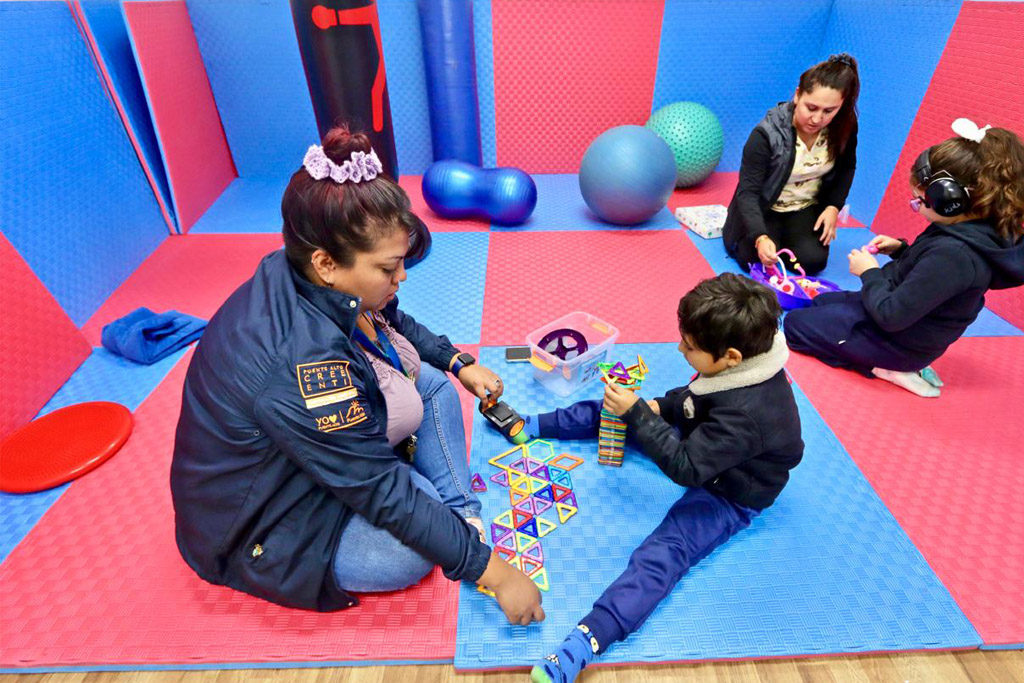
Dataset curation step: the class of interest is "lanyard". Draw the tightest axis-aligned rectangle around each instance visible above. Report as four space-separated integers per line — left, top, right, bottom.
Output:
352 318 406 377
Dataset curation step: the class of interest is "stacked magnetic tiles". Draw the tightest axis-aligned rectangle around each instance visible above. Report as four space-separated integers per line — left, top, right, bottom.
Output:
597 356 649 466
478 439 585 593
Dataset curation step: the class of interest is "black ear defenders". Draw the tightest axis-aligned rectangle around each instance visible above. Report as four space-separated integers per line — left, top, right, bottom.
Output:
912 148 971 217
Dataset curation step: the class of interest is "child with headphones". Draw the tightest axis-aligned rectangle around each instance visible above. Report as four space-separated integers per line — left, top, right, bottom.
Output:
785 119 1024 397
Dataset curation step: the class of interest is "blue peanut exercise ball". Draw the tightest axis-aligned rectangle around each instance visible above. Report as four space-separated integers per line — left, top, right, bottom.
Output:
645 102 724 188
422 160 537 225
578 125 676 226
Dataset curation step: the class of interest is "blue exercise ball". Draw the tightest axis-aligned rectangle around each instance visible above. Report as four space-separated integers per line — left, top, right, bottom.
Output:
578 125 676 225
422 160 537 225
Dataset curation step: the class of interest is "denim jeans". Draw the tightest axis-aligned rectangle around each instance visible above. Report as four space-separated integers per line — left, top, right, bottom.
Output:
333 363 481 592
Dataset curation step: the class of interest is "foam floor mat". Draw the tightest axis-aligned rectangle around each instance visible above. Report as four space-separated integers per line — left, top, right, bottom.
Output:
0 353 461 672
188 177 290 234
686 229 1022 338
455 344 978 670
480 230 715 346
785 336 1024 648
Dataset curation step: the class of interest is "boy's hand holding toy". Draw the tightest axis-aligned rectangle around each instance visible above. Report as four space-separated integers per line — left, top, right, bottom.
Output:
603 380 640 417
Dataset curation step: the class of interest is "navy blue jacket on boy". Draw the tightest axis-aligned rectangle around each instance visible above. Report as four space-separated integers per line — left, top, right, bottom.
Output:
170 250 490 611
860 220 1024 361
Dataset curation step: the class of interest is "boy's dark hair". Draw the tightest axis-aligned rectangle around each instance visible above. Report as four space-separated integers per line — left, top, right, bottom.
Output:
677 273 782 360
281 124 429 274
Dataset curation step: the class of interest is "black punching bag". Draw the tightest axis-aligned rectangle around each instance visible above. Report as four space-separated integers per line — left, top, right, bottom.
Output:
289 0 400 180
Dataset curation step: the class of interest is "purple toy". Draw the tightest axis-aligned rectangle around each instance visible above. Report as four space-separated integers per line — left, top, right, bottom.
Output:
537 328 589 361
749 249 841 310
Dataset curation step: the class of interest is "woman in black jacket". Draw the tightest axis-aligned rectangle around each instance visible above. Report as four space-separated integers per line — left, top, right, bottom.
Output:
723 54 860 274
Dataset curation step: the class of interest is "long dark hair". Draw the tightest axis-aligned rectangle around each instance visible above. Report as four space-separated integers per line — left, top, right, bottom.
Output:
928 128 1024 240
281 125 429 275
798 53 860 160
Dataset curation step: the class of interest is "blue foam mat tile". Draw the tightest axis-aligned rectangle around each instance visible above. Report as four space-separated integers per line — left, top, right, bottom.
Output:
0 347 188 565
652 0 831 172
686 229 1022 338
189 177 290 234
473 0 497 168
392 232 488 346
494 174 681 232
186 0 318 178
79 0 175 226
818 0 962 225
455 343 979 668
0 2 168 325
378 0 434 176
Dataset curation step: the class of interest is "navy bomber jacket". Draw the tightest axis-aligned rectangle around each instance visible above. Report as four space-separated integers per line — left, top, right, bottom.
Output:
170 250 490 611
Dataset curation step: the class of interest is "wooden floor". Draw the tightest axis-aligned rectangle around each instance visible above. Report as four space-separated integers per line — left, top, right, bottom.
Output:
6 650 1023 683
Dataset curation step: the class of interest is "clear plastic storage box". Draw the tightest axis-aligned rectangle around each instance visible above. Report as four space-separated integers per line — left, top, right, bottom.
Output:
526 311 620 396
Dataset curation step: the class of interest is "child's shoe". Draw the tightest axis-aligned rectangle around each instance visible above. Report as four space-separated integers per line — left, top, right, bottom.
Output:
531 624 600 683
871 368 941 397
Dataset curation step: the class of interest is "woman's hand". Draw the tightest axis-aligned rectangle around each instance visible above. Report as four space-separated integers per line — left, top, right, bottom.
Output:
458 364 503 402
815 206 839 246
478 551 545 626
868 234 903 255
755 235 779 267
848 248 880 277
603 381 639 417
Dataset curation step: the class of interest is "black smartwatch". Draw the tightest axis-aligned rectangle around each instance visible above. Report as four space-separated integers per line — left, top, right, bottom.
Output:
450 352 476 377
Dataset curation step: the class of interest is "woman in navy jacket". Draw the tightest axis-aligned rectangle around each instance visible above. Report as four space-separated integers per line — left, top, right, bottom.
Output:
170 126 544 624
723 54 860 275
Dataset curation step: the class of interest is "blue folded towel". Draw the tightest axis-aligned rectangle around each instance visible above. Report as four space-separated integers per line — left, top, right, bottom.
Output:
101 307 207 364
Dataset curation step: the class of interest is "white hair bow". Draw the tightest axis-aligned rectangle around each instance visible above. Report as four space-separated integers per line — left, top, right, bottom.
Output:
951 118 991 143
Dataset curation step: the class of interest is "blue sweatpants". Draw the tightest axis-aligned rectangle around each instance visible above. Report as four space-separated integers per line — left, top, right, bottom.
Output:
535 401 759 651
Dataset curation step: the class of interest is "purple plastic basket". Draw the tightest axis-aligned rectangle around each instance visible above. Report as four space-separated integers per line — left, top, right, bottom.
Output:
748 262 842 310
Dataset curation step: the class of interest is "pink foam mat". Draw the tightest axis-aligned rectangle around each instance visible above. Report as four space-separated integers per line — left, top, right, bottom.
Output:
0 352 461 669
491 0 664 172
786 336 1024 647
0 234 91 440
81 234 282 346
399 176 489 232
123 0 236 232
479 230 715 346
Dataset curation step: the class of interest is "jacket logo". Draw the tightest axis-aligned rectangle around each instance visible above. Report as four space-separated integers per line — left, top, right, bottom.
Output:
316 400 368 432
683 396 695 419
297 360 357 409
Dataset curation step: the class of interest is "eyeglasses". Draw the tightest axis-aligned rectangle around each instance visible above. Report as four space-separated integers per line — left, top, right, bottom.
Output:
909 194 931 213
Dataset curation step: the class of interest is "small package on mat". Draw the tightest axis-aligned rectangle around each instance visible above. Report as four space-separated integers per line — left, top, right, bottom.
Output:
674 204 727 239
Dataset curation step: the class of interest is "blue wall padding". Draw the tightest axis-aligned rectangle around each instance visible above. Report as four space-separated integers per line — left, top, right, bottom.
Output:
472 0 497 167
816 0 963 225
652 0 832 172
377 0 435 175
186 0 318 178
417 0 482 164
79 0 175 227
0 2 167 326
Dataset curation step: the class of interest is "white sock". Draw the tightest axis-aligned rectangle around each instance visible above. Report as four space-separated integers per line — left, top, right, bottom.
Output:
871 368 941 397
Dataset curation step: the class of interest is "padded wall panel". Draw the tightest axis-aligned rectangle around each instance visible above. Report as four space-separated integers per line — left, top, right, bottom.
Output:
123 0 237 232
491 0 665 172
186 0 318 178
0 234 91 440
818 0 962 225
652 0 831 172
473 0 498 168
0 1 168 325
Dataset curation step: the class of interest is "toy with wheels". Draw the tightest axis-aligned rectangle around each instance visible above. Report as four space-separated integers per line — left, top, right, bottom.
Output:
646 102 724 188
749 249 841 309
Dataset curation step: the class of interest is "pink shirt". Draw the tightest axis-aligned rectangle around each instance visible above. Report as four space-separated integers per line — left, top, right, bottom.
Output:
360 314 424 447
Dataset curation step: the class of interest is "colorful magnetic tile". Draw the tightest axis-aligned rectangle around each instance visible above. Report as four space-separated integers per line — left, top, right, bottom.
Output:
521 556 543 577
524 457 547 474
556 502 578 524
489 470 510 487
495 546 516 562
515 532 538 553
477 584 495 597
506 555 523 571
493 510 515 529
509 457 530 474
551 483 572 502
510 488 531 506
530 566 550 591
509 471 529 491
522 542 544 564
526 439 556 462
549 453 584 471
491 524 513 544
549 468 572 488
470 473 487 492
518 517 540 538
529 476 550 493
532 497 554 515
488 444 526 471
535 516 557 538
496 532 517 552
534 486 554 502
513 497 536 515
531 465 551 481
512 509 533 528
560 491 578 509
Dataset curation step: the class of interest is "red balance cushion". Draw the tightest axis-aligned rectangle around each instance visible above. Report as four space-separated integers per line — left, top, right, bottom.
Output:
0 402 133 493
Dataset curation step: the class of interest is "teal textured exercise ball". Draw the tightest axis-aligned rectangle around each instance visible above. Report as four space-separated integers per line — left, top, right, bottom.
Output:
646 102 724 188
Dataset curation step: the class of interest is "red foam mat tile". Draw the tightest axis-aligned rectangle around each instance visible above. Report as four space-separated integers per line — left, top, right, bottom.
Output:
786 337 1024 646
0 234 91 440
80 234 282 346
491 0 665 173
872 2 1024 245
399 176 489 233
123 1 236 232
480 230 715 346
0 352 460 669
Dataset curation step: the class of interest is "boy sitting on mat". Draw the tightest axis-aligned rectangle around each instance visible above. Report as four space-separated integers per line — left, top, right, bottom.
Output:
529 274 804 683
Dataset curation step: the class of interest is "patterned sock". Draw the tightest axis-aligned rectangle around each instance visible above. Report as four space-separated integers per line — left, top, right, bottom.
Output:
872 368 941 398
531 624 600 683
919 366 944 388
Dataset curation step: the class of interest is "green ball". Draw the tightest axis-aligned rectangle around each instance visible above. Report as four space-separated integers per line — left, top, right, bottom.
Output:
646 102 724 188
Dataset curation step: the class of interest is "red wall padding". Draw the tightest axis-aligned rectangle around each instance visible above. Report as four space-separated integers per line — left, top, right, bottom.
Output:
0 234 91 440
123 1 236 233
871 1 1024 329
491 0 665 173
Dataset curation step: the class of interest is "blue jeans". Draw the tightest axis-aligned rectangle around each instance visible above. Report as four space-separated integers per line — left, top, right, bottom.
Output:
333 363 481 592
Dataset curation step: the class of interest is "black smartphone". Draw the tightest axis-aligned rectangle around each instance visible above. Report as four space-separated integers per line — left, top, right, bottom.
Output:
505 346 532 363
